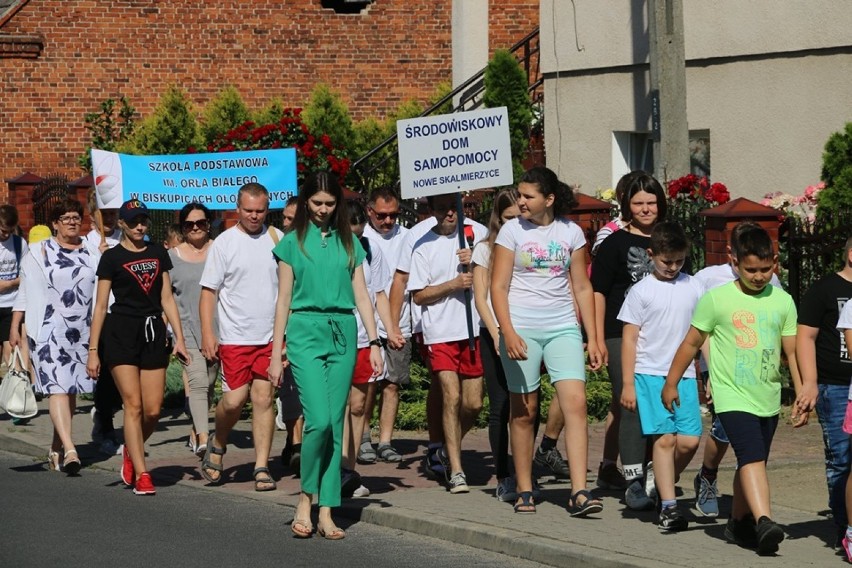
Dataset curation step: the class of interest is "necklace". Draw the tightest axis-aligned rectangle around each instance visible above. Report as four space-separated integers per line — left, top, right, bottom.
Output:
184 240 209 254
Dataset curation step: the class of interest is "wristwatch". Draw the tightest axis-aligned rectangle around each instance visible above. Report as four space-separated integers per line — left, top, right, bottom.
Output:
368 338 382 347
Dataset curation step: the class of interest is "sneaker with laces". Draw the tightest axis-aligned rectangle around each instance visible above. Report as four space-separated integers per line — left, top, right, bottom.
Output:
724 515 758 548
100 437 121 457
693 473 719 517
449 471 469 494
533 446 570 479
624 479 654 510
756 517 785 555
495 477 518 502
842 536 852 563
352 484 371 498
121 445 134 487
133 472 156 495
422 446 447 480
596 462 628 490
658 506 689 532
435 446 451 482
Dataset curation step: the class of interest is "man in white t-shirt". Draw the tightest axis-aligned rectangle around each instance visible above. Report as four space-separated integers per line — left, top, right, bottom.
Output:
199 183 284 491
0 205 27 367
359 187 410 463
409 192 487 494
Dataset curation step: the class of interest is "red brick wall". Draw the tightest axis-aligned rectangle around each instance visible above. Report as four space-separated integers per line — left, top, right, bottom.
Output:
0 0 538 197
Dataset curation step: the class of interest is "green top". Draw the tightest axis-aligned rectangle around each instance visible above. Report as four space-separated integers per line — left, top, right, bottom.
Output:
691 281 797 417
273 222 366 313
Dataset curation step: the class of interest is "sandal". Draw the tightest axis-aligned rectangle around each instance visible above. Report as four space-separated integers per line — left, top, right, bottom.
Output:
200 443 226 484
357 441 377 464
514 491 537 514
62 449 81 475
317 524 346 540
291 518 313 539
253 467 277 492
377 444 402 463
47 450 62 472
568 489 603 518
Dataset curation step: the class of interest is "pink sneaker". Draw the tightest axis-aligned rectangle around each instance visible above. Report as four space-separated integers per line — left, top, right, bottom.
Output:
121 445 135 487
842 536 852 563
133 472 156 496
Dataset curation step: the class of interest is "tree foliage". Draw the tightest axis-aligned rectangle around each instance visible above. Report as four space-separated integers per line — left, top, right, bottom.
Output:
483 49 533 181
817 122 852 218
302 84 354 157
126 85 202 155
200 85 251 145
78 97 136 172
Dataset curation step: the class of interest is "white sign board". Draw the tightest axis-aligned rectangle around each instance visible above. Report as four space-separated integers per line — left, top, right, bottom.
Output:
397 107 513 199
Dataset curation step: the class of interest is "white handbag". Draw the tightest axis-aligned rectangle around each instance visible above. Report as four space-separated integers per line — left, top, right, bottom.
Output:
0 346 37 419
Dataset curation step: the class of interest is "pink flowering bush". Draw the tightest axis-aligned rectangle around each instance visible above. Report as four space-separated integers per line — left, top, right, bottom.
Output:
761 182 824 223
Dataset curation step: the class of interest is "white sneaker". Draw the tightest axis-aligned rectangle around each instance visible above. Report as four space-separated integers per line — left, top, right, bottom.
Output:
275 399 285 431
352 484 371 498
449 471 470 494
644 461 657 502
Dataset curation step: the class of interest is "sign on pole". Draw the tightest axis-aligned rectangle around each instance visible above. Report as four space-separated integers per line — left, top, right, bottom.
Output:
91 148 298 210
397 107 513 199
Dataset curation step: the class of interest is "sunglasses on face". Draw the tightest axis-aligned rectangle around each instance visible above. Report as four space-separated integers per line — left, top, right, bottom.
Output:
370 209 399 221
125 216 150 229
182 219 210 232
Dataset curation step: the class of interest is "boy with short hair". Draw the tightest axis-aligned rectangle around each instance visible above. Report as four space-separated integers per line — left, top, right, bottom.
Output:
619 222 704 531
663 224 816 555
0 205 27 366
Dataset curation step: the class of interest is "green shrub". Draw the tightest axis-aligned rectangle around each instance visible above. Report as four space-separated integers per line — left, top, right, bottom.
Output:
817 122 852 220
483 49 533 182
78 97 136 172
303 84 354 156
126 85 202 155
164 359 185 409
200 85 251 145
254 97 287 126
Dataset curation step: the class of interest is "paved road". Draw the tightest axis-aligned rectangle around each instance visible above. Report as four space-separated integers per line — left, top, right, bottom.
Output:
0 451 549 568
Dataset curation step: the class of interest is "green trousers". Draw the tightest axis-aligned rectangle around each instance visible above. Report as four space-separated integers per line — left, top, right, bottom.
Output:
286 311 357 507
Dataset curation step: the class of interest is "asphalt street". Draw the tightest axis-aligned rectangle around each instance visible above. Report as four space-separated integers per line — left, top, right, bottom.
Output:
0 450 548 568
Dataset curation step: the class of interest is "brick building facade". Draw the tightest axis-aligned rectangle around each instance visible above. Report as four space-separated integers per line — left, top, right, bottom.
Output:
0 0 538 196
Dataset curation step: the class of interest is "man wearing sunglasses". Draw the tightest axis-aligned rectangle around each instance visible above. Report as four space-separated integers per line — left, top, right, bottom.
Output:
358 188 409 464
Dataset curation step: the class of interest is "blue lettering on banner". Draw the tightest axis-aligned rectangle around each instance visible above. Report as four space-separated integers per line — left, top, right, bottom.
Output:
404 114 503 139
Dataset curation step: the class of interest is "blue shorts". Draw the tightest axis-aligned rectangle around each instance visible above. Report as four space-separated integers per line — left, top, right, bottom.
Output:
635 374 702 437
500 326 586 394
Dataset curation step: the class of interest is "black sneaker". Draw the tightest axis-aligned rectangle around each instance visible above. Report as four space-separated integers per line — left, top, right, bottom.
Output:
341 469 361 499
724 515 758 548
435 446 451 483
756 517 785 555
658 506 688 532
533 446 570 479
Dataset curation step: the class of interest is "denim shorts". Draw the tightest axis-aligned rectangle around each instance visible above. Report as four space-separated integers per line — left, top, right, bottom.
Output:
500 325 585 394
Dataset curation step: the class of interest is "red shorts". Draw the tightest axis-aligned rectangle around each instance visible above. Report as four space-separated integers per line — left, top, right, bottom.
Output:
352 347 373 385
427 338 483 377
220 343 273 391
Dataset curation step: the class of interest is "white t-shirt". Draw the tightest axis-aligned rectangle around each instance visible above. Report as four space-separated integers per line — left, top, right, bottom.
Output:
84 227 121 309
694 262 783 372
408 223 487 344
364 222 411 336
494 217 586 330
356 236 391 348
836 301 852 400
471 241 497 327
200 225 283 345
617 272 705 378
0 235 28 308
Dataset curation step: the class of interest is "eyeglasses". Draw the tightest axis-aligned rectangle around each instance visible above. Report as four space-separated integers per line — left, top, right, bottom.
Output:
369 209 400 221
58 215 82 224
182 219 210 232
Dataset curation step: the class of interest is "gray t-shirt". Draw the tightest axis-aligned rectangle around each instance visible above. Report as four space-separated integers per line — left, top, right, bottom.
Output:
168 248 215 349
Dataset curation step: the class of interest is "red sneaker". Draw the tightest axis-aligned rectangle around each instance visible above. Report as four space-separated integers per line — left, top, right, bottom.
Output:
121 445 134 487
133 472 156 495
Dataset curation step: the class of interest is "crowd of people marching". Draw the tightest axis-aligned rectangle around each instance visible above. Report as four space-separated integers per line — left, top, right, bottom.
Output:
3 165 852 557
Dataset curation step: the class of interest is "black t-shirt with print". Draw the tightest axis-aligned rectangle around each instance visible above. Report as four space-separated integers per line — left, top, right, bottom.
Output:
96 243 173 317
798 272 852 386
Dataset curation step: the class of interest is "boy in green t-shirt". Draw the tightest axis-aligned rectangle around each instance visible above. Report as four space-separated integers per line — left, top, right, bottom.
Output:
663 225 816 556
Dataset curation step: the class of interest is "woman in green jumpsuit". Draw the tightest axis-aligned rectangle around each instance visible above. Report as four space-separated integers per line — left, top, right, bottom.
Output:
269 172 383 540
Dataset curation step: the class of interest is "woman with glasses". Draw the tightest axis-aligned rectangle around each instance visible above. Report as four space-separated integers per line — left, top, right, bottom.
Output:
268 173 383 540
169 203 219 456
87 199 189 495
10 199 96 474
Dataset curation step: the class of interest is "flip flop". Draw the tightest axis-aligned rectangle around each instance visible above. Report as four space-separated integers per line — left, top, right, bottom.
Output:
200 443 226 484
291 518 313 538
253 467 277 492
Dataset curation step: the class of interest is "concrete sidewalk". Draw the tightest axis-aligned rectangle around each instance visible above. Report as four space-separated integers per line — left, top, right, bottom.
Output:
0 401 841 567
